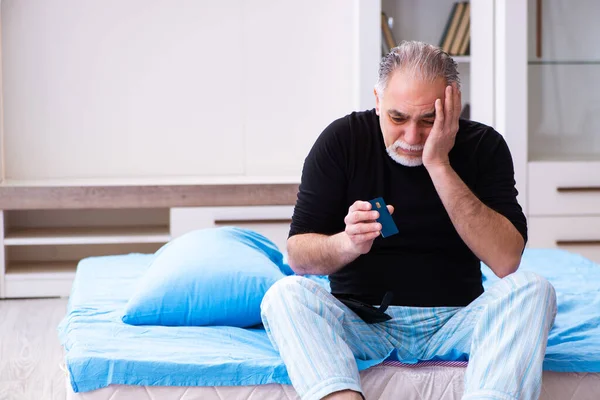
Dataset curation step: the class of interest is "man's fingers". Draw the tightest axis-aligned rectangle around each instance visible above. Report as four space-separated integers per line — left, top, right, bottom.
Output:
349 231 380 243
345 210 379 225
349 200 372 213
444 85 454 130
346 221 381 236
433 98 444 131
455 84 462 119
387 205 394 215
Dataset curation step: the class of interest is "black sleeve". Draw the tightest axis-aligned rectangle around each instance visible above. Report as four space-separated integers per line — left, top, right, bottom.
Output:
289 119 349 237
475 131 528 245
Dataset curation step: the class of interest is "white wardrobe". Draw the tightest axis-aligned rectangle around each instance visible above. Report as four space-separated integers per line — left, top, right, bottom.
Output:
1 1 596 299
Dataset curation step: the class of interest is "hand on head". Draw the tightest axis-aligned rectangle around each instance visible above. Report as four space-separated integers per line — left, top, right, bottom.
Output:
422 83 461 169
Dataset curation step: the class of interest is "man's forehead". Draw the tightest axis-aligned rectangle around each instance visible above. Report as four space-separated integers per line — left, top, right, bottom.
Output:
388 108 435 117
383 96 437 114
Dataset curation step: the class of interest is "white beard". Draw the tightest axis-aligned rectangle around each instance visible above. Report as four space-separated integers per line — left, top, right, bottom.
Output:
386 140 424 167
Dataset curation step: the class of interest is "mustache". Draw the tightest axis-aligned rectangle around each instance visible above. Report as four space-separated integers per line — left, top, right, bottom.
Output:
390 140 424 151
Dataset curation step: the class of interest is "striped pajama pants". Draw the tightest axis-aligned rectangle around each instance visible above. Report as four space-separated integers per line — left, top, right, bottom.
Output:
260 271 557 400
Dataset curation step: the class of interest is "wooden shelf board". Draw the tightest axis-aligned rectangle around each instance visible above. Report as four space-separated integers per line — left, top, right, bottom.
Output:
0 183 300 210
529 153 600 163
0 176 301 187
528 60 600 65
5 261 77 280
4 226 171 246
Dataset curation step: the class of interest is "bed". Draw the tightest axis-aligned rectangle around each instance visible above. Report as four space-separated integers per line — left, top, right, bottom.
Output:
58 249 600 399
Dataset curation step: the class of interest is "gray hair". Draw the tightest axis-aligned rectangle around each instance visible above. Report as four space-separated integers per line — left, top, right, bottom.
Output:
375 41 460 98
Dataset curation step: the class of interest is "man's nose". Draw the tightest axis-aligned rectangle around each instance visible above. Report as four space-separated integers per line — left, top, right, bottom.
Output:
403 122 421 145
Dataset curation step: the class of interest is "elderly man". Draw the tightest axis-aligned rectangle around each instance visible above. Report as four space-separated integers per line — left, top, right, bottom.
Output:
261 41 556 400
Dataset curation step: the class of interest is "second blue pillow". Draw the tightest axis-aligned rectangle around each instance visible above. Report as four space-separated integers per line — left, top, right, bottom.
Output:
122 226 285 327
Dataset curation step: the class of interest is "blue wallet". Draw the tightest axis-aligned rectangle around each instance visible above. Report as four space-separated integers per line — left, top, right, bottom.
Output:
368 197 399 238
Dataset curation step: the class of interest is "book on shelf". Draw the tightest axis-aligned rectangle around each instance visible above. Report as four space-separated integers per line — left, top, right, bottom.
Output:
381 12 396 56
382 32 390 56
439 2 470 56
458 18 470 56
450 2 470 56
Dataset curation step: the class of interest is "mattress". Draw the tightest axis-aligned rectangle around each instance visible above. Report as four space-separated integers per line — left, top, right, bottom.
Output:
64 361 600 400
58 249 600 396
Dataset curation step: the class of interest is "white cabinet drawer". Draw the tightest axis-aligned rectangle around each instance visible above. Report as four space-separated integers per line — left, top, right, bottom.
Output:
5 277 74 298
170 206 294 253
528 216 600 264
528 161 600 216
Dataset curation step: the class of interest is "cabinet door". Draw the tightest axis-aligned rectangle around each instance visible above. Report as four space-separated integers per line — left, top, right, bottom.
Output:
243 0 357 177
528 64 600 160
528 216 600 264
528 161 600 216
3 0 246 180
527 0 600 161
3 0 371 181
527 0 600 61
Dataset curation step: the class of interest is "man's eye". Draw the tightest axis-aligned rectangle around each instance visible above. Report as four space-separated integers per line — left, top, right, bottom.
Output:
422 120 435 125
391 117 405 123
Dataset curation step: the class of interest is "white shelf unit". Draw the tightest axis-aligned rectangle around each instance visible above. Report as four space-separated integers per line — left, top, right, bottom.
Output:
4 261 78 299
0 200 296 299
3 226 171 246
0 1 503 297
6 261 79 278
1 209 170 298
381 0 474 107
475 0 600 263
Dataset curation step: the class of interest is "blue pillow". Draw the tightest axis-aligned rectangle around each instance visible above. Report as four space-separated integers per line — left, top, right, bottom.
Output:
122 227 285 327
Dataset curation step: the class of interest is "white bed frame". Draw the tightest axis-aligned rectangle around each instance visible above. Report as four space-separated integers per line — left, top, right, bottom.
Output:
63 361 600 400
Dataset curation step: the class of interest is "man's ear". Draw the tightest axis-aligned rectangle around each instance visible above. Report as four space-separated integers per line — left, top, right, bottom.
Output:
374 88 380 116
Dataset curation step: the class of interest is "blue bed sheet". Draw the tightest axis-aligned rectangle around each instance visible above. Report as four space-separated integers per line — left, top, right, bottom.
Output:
58 249 600 393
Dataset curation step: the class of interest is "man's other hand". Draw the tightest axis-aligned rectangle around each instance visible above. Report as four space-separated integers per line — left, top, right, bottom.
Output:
343 200 394 255
422 83 461 170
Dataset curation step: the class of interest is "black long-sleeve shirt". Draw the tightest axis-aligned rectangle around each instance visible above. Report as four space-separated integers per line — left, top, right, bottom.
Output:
289 109 527 307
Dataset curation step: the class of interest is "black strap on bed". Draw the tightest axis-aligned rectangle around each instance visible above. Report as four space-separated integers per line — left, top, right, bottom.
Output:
378 291 394 313
338 291 394 324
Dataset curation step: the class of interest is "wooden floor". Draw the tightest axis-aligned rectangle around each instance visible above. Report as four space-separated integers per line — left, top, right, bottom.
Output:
0 298 68 400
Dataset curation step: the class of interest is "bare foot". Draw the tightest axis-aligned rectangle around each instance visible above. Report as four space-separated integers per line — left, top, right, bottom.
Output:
322 389 364 400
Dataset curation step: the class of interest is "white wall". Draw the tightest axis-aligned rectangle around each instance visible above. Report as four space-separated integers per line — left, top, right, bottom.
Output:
242 1 356 176
1 0 370 181
354 1 380 111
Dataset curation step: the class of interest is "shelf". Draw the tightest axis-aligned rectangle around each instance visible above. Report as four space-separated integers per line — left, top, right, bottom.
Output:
529 60 600 65
5 261 77 280
0 183 300 210
4 261 77 298
529 153 600 163
4 226 171 246
0 176 301 187
452 56 470 63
